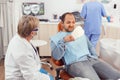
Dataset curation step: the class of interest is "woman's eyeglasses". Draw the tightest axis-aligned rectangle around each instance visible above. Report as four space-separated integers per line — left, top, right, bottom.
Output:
32 28 39 31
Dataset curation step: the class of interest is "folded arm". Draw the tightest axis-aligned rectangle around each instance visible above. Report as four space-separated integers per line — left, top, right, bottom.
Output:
50 39 66 60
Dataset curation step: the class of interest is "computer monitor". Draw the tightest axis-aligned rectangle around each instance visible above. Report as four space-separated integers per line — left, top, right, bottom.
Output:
22 2 44 16
72 11 84 22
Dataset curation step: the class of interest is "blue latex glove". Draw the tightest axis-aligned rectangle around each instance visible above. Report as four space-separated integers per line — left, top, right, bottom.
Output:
39 68 54 80
106 16 111 22
39 68 48 74
49 75 54 80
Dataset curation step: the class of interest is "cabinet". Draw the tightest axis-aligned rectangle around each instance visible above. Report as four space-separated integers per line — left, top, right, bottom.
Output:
96 22 120 56
38 23 57 56
102 23 120 39
36 22 82 57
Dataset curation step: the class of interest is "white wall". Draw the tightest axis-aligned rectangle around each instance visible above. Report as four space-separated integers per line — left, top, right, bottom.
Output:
13 0 83 29
12 0 120 35
38 0 83 20
105 0 120 23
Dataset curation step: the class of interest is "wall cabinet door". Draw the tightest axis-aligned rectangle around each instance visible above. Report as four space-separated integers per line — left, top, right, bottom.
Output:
38 24 57 56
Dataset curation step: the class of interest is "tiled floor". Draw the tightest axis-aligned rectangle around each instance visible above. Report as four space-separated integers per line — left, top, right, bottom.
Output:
0 58 57 80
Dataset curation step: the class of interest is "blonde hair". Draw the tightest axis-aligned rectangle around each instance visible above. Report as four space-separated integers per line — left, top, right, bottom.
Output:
18 15 39 38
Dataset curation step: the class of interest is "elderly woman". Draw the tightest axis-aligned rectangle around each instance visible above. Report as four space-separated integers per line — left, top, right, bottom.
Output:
5 15 53 80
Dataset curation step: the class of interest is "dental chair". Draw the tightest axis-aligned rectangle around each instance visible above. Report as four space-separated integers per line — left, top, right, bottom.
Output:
51 58 73 80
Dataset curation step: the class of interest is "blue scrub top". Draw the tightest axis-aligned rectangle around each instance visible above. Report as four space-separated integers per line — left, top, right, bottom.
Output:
80 1 106 34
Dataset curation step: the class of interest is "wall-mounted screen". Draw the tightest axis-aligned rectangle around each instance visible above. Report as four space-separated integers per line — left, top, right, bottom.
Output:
22 2 44 16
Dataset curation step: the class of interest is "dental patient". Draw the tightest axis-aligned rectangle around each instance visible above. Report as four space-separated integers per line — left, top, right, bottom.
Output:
50 12 120 80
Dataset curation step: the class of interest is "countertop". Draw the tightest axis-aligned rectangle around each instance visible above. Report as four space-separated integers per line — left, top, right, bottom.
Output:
102 22 120 28
39 21 84 25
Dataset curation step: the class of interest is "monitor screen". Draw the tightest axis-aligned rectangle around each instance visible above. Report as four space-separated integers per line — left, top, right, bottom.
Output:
72 11 84 22
22 2 44 16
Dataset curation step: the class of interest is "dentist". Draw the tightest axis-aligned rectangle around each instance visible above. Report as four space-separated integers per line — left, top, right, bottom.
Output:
5 15 53 80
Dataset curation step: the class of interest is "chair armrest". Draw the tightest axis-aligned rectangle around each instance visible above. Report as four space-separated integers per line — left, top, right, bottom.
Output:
41 61 53 70
55 65 65 80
